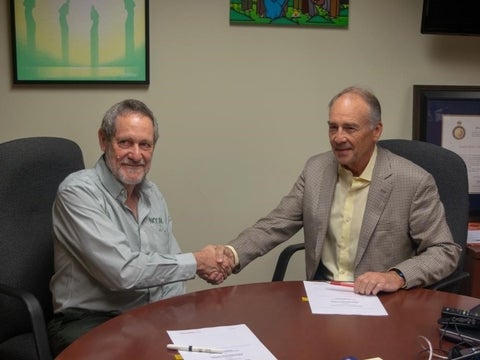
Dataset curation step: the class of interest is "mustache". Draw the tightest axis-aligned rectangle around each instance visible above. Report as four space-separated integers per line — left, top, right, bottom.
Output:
334 146 351 150
121 160 146 166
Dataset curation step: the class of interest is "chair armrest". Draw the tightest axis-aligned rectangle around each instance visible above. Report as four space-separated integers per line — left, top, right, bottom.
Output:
272 243 305 281
425 271 470 292
0 283 52 360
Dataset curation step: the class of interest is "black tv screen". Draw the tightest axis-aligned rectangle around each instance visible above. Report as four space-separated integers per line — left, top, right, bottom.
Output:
421 0 480 36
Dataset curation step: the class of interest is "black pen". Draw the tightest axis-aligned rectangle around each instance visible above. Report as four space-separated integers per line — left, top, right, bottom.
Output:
166 344 223 354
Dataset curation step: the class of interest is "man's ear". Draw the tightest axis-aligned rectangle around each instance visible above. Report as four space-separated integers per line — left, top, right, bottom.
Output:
373 121 383 141
98 129 107 152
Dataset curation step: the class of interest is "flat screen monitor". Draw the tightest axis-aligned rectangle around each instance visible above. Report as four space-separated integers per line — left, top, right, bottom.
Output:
421 0 480 36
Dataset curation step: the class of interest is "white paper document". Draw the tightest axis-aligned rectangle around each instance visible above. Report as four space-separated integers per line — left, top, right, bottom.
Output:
468 229 480 243
167 324 277 360
303 281 388 316
468 223 480 244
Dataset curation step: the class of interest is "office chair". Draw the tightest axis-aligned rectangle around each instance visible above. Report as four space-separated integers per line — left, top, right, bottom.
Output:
272 139 470 293
0 137 85 360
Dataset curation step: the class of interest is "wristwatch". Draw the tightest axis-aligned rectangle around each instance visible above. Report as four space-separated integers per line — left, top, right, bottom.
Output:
391 268 407 288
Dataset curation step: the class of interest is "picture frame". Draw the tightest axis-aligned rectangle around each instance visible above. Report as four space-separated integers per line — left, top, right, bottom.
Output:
230 0 349 28
10 0 149 84
412 85 480 218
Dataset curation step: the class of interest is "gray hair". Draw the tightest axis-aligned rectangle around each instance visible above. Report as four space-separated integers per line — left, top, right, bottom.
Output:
100 99 159 144
328 86 382 128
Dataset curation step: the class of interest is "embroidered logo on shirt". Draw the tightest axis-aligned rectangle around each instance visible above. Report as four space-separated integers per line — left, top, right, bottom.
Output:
148 217 163 224
148 216 166 232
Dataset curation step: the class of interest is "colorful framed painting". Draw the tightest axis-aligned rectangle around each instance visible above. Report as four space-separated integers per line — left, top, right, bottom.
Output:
10 0 149 84
230 0 349 27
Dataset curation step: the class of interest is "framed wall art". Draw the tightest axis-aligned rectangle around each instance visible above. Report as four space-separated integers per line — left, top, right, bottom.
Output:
230 0 349 27
10 0 149 84
413 85 480 218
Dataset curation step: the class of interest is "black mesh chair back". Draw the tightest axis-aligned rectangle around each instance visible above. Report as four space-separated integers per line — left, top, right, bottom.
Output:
0 137 85 360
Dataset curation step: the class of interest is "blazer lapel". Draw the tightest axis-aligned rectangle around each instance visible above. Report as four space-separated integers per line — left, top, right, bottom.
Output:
311 158 338 275
354 148 393 267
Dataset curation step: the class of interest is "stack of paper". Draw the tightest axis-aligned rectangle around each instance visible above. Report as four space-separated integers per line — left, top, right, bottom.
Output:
303 281 388 316
468 222 480 244
167 324 277 359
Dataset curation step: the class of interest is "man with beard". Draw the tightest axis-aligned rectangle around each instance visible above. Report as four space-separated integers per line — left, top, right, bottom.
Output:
48 99 229 355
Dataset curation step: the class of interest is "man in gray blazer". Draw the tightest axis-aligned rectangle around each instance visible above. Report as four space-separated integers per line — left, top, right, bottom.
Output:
218 86 461 295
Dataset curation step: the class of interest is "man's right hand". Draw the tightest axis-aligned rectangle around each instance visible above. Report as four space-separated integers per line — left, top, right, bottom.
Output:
194 245 234 285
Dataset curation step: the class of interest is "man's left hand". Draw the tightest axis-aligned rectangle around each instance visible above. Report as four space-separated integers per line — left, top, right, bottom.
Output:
353 271 406 295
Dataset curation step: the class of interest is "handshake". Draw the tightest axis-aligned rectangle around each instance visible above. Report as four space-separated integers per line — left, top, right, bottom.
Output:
194 245 236 285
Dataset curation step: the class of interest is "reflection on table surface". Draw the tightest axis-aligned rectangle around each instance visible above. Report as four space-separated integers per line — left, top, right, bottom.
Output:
57 281 480 360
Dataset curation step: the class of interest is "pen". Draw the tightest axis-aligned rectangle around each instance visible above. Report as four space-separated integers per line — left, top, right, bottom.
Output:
166 344 223 354
330 281 355 288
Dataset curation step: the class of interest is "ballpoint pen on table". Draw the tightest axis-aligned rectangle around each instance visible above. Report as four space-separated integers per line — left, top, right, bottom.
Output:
166 344 223 354
329 281 355 288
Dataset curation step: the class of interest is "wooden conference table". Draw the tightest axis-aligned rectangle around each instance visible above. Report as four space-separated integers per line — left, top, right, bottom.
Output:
57 281 480 360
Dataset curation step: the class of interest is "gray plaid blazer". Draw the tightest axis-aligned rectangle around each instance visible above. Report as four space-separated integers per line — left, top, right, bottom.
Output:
229 146 461 288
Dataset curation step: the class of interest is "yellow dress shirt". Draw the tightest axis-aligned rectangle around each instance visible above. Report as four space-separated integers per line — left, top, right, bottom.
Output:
321 148 377 281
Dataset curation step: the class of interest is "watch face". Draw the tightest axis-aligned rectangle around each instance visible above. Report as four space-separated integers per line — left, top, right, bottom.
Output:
452 125 466 140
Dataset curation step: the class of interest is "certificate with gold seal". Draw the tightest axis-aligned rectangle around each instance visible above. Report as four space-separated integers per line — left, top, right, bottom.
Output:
441 115 480 194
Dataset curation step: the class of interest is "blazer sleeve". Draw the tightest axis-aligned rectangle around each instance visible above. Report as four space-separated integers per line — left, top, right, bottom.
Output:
356 149 462 288
228 171 305 271
228 153 335 272
394 171 461 288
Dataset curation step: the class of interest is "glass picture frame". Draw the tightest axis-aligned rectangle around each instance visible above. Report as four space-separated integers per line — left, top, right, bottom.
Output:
413 85 480 219
10 0 149 84
230 0 349 27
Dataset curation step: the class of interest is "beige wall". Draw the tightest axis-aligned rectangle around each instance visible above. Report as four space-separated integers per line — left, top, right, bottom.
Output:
2 1 480 292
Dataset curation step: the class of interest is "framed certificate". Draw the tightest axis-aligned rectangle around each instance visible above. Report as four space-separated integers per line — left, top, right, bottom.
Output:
413 85 480 218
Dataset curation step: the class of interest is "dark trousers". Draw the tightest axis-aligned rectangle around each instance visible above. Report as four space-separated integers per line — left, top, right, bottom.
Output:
47 308 119 357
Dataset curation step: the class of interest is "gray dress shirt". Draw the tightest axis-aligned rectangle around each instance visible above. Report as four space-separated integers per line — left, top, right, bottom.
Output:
50 157 196 313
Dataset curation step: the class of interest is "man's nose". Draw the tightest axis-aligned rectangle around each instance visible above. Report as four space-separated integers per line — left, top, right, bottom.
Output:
333 129 347 143
128 145 142 160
